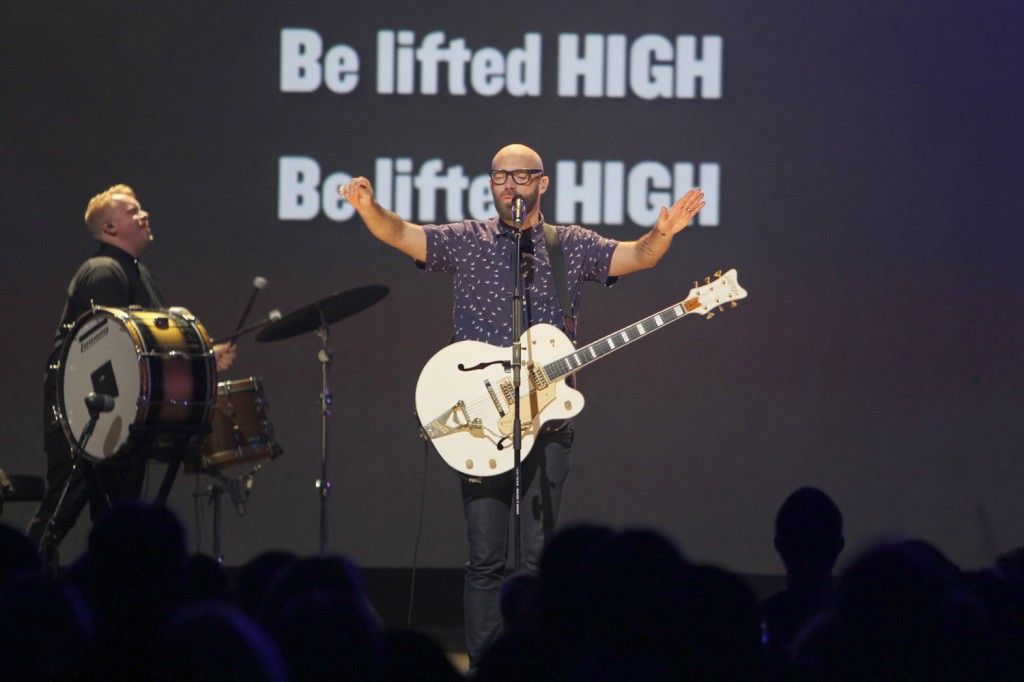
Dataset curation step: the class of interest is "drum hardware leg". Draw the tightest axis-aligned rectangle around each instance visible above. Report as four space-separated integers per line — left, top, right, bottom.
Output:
40 396 107 577
196 465 261 563
217 466 258 516
154 430 205 507
209 482 225 564
232 425 247 458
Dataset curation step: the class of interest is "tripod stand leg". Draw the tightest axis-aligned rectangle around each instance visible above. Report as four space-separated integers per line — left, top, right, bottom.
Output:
213 485 223 564
39 456 86 578
40 533 60 578
155 432 203 506
38 412 121 575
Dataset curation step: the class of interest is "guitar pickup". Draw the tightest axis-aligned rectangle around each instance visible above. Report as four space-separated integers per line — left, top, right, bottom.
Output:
484 380 506 417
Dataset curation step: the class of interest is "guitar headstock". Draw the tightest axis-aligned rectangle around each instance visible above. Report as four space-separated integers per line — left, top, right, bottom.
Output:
684 269 748 318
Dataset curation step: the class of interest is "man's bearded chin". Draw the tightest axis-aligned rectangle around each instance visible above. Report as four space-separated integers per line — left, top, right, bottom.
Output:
494 188 538 223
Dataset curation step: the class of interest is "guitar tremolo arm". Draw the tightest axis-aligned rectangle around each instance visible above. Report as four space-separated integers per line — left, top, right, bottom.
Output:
422 400 483 440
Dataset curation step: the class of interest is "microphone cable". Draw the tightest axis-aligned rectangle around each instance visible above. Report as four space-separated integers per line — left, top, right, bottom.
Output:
407 411 432 628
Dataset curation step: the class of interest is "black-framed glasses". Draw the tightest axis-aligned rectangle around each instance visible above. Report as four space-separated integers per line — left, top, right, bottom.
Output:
489 169 543 185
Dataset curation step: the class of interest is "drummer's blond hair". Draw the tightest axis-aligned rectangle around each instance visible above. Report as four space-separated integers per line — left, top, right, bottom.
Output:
85 184 136 237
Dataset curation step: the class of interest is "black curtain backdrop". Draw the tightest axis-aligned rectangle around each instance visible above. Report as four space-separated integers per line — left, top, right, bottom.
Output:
2 0 1022 573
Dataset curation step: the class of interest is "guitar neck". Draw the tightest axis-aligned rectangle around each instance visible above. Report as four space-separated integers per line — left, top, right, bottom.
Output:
543 296 704 381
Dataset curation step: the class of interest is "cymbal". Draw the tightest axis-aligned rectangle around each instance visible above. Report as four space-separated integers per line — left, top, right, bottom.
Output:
255 285 389 342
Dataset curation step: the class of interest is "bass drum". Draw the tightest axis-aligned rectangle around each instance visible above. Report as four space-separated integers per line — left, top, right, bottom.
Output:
57 306 217 462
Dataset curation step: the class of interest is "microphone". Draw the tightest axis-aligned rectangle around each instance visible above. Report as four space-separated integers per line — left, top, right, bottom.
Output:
84 392 115 416
226 465 260 516
234 276 268 334
511 195 526 229
226 477 247 516
218 309 282 344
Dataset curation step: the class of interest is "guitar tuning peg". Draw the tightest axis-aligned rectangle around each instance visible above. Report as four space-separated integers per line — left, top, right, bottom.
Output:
718 305 724 312
704 276 712 284
730 301 738 308
693 281 699 289
714 270 722 278
705 312 715 320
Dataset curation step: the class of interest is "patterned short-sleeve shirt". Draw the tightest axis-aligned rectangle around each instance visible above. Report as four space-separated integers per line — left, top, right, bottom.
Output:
420 215 619 345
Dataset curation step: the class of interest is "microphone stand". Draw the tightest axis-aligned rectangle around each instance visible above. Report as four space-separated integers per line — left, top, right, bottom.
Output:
206 481 225 563
196 465 259 564
509 204 525 571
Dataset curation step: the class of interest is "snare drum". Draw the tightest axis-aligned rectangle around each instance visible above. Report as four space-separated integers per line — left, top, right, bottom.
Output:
193 377 280 472
57 306 217 462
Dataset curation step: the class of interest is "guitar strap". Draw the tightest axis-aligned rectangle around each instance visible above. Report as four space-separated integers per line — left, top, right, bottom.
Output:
543 222 577 344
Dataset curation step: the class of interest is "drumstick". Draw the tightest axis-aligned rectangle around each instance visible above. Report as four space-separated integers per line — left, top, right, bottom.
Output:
217 310 282 345
234 276 268 335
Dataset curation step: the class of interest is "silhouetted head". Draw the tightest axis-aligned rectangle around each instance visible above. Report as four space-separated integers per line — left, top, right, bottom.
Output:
0 522 42 584
799 538 993 680
381 629 463 682
269 591 383 682
499 570 541 635
0 573 92 680
256 554 377 633
83 501 187 625
586 528 691 672
774 486 844 579
235 550 297 618
680 564 765 680
182 552 230 604
169 601 287 682
538 523 614 647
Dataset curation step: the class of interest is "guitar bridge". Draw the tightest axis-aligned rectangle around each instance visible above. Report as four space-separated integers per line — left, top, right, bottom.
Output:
422 400 483 440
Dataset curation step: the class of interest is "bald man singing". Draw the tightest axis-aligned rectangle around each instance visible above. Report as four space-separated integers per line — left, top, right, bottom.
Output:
340 144 704 670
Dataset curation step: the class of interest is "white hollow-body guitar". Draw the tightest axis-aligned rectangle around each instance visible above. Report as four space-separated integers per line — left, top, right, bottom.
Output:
415 269 747 476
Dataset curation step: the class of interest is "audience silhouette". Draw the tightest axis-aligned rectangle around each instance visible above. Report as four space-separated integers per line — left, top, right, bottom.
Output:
0 520 42 582
0 571 92 681
71 501 188 680
2 487 1021 681
381 628 464 681
792 538 1003 680
681 563 765 680
182 551 231 604
168 600 288 682
760 486 845 673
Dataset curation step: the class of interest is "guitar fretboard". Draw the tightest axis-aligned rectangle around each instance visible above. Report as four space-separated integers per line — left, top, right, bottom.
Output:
543 297 701 381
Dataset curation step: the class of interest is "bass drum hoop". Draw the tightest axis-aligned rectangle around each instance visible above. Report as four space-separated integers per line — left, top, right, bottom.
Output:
56 306 217 462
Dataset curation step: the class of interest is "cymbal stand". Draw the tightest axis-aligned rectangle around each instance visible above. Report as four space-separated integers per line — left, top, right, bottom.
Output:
315 304 333 554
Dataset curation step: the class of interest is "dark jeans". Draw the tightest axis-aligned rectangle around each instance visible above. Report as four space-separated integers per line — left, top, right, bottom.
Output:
461 424 573 668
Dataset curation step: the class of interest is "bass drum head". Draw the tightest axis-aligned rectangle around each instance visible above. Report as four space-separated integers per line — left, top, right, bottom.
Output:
58 308 145 460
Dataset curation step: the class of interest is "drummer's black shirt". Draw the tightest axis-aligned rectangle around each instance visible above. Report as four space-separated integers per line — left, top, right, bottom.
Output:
49 242 164 363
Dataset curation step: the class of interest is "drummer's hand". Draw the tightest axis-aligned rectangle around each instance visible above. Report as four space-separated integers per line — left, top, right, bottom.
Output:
338 176 375 211
213 342 237 372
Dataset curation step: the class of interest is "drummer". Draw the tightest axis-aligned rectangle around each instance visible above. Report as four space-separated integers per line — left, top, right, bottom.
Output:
26 184 236 560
